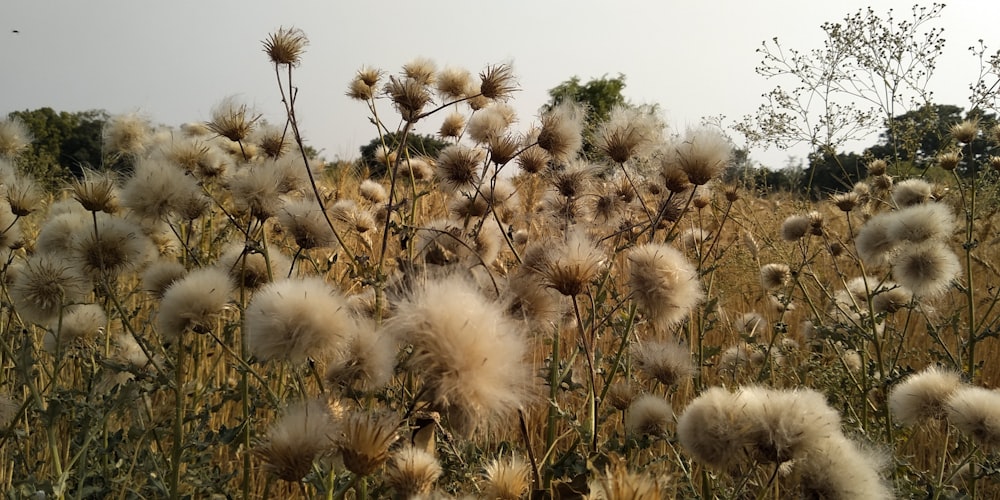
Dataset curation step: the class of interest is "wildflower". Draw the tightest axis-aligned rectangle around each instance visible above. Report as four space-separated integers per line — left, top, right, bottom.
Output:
673 128 731 185
386 76 432 122
632 340 695 387
487 133 521 166
4 176 41 217
120 158 206 221
479 63 517 100
842 349 863 373
278 200 338 250
830 191 860 213
253 123 289 159
141 260 187 297
676 387 743 469
402 57 437 86
871 282 912 313
337 410 399 476
530 228 605 296
35 210 88 255
439 111 465 138
43 303 106 353
537 100 585 163
383 275 532 435
325 323 396 393
70 169 118 214
735 312 767 337
483 454 531 499
206 96 258 143
595 105 662 163
795 434 893 500
358 179 388 205
103 113 151 157
627 243 703 330
892 242 960 297
435 66 472 100
551 160 597 198
888 366 963 426
760 263 791 291
228 163 284 220
347 67 381 100
156 268 233 341
262 26 308 66
468 103 516 143
434 144 483 191
660 162 691 194
937 150 961 171
516 134 550 173
780 214 811 242
945 386 1000 449
10 255 90 325
588 461 665 500
606 382 636 412
245 277 356 363
385 447 442 498
329 199 376 234
867 159 888 176
625 395 674 436
737 386 843 464
254 398 341 482
854 212 899 268
885 202 954 245
70 214 156 280
0 118 32 158
892 178 933 207
950 119 979 144
217 243 291 290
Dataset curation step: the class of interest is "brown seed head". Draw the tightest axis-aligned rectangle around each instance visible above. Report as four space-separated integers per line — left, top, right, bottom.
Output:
479 63 517 101
263 27 308 66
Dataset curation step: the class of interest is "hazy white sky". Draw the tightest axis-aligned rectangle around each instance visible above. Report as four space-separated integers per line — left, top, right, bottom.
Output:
2 1 997 168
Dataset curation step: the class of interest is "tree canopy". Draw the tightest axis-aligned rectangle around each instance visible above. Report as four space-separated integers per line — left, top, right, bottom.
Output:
7 107 107 186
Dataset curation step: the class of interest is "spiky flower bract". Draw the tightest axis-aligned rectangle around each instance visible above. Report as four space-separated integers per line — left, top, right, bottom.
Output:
595 105 663 163
70 214 156 280
337 410 399 476
537 100 585 163
760 263 791 291
245 277 356 364
253 398 341 482
207 96 258 143
626 243 703 331
945 386 1000 449
479 63 517 101
482 454 531 500
386 76 432 123
263 26 308 66
434 144 484 192
385 446 442 498
673 128 731 185
587 461 665 500
531 227 605 297
889 366 963 426
384 275 532 436
10 255 90 325
156 267 233 342
780 214 811 242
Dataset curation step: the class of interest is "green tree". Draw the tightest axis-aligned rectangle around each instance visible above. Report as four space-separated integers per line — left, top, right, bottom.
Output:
542 74 629 158
358 131 450 177
7 107 108 187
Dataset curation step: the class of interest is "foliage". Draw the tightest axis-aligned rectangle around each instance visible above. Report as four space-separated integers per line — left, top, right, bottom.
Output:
358 130 449 177
7 107 107 185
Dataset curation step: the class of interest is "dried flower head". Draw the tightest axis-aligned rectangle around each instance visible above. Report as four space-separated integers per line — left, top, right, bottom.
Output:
627 243 703 330
386 76 432 122
885 202 954 244
245 277 356 363
867 159 888 176
795 434 893 500
71 214 155 280
439 111 466 138
278 200 338 250
483 454 532 500
830 191 859 212
889 366 963 426
435 66 472 100
468 103 516 143
780 215 811 242
254 398 341 482
595 105 663 163
517 133 550 174
348 67 382 100
673 128 731 185
217 243 291 290
936 150 961 171
358 179 388 204
625 395 674 436
760 263 791 291
5 176 42 216
385 447 442 498
479 63 517 101
120 158 206 221
892 178 933 207
402 57 437 86
44 303 106 353
71 169 118 213
588 461 665 500
103 113 151 157
892 242 960 297
945 386 1000 449
156 267 233 341
141 260 187 297
253 123 289 159
337 410 399 476
537 100 585 163
10 255 90 325
0 117 32 158
263 26 308 66
206 96 258 143
606 382 637 412
530 228 605 296
384 275 532 435
632 340 695 387
434 144 484 191
325 325 396 393
950 119 979 144
854 212 898 268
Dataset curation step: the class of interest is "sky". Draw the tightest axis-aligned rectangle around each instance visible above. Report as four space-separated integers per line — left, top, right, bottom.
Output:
2 1 998 169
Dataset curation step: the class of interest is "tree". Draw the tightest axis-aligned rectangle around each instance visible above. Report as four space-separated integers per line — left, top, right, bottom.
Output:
358 131 450 177
542 74 629 158
7 108 107 186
